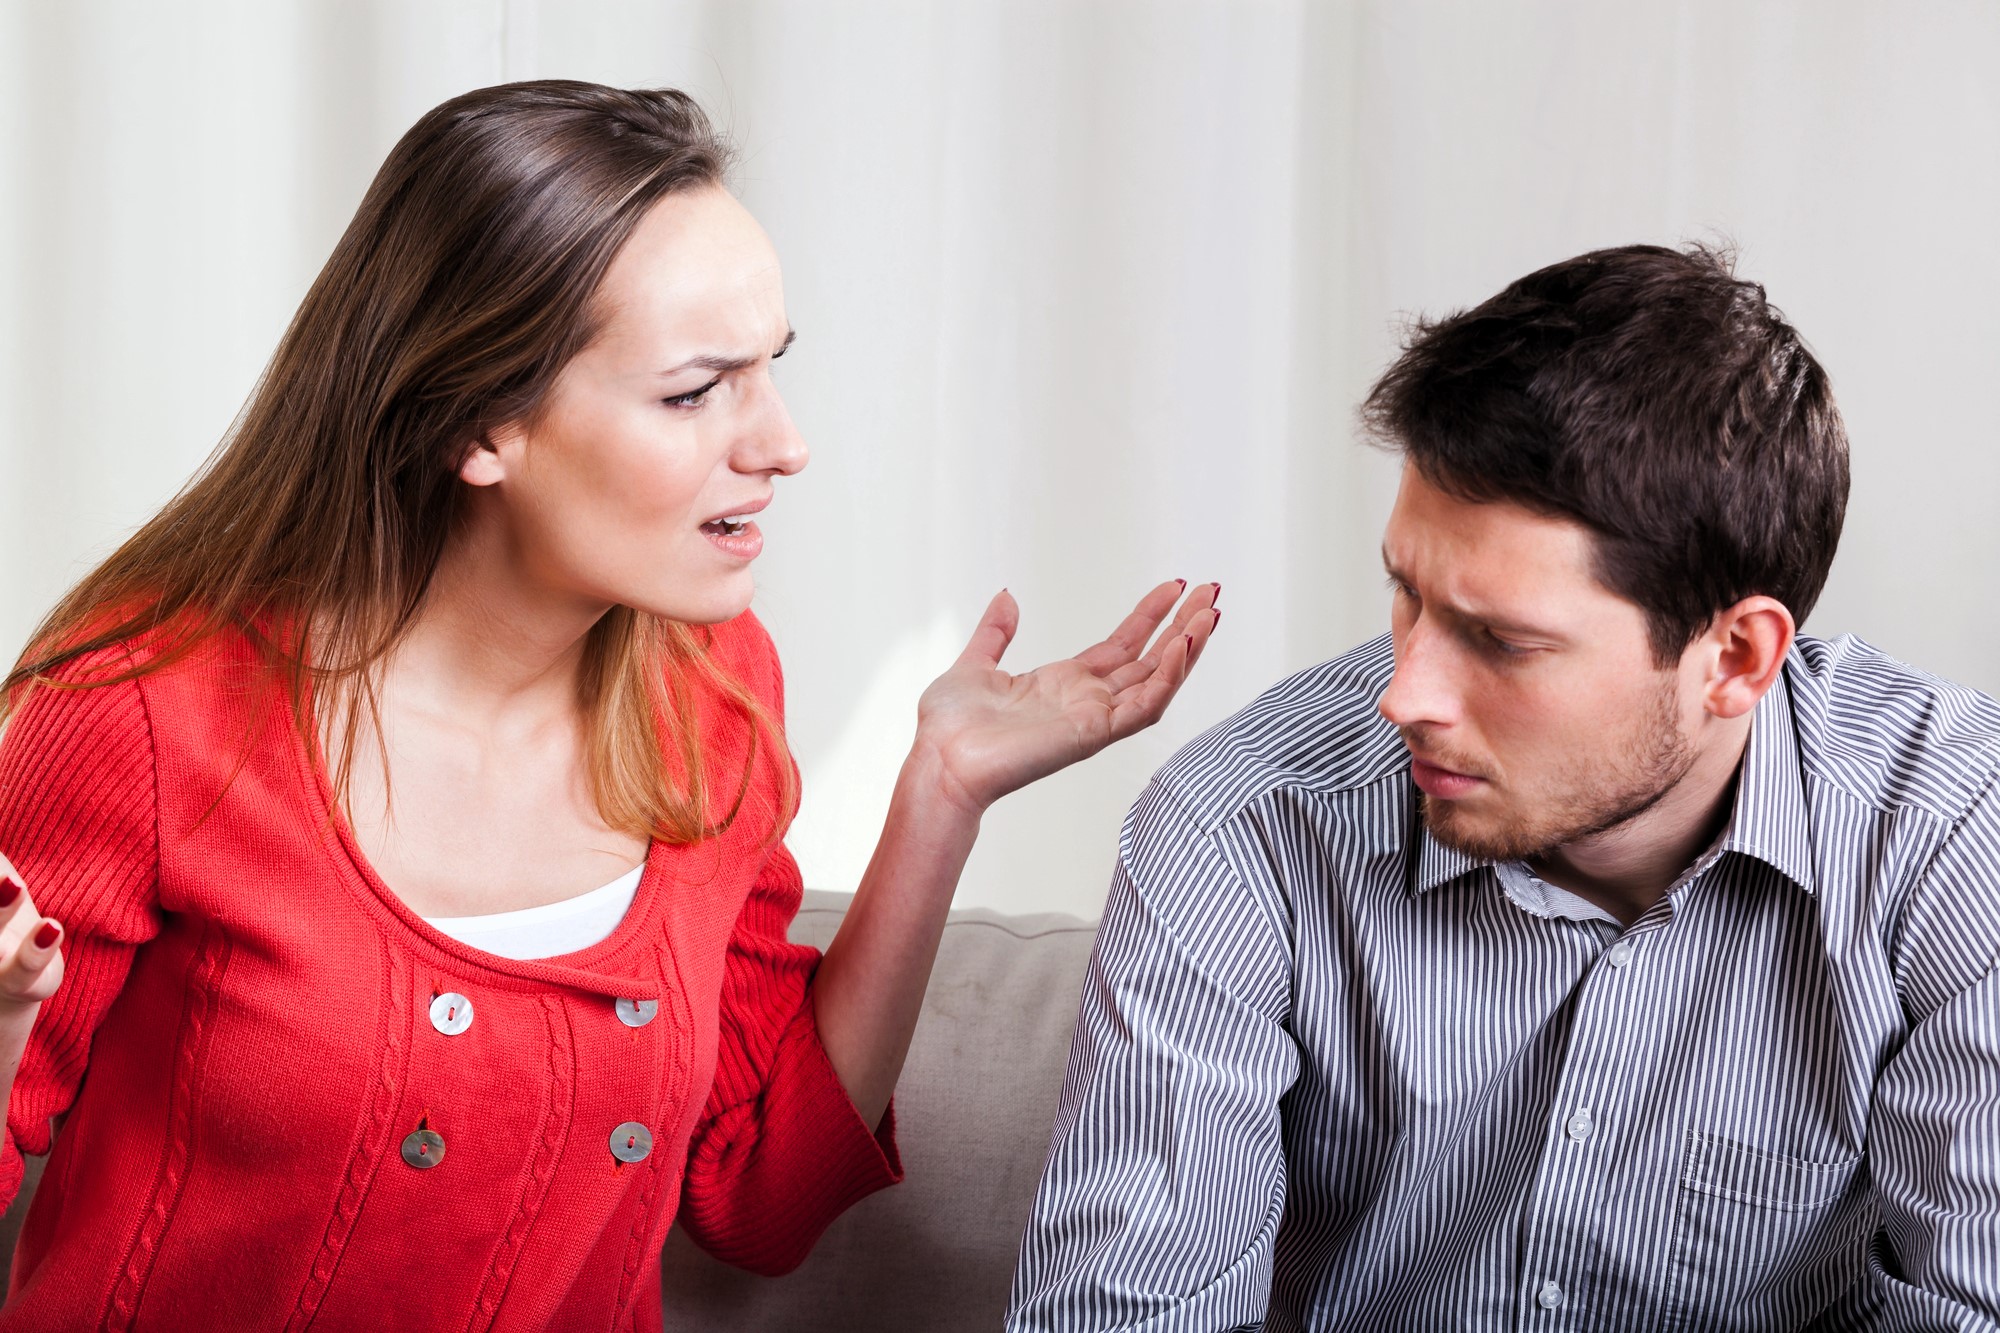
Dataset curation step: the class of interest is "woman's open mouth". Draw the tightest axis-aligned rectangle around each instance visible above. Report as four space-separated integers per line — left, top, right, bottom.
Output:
700 514 763 559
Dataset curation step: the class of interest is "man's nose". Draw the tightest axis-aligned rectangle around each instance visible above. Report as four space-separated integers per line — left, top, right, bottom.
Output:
1378 619 1458 731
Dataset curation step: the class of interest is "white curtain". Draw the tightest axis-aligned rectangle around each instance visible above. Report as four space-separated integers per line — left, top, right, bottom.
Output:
4 0 1996 916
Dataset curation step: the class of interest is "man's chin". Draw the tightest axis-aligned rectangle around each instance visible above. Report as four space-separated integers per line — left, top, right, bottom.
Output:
1418 794 1556 864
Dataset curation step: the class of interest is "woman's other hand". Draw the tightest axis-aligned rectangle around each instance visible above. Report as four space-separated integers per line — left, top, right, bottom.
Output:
0 852 64 1029
911 580 1221 816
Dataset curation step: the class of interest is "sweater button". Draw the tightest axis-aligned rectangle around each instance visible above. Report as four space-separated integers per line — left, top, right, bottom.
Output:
401 1129 446 1169
610 1122 654 1163
430 992 474 1036
615 998 658 1028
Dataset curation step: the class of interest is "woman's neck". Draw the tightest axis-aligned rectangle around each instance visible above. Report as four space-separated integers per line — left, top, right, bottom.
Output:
389 513 614 725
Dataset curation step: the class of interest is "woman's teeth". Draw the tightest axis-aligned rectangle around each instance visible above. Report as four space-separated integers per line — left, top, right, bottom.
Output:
703 516 751 536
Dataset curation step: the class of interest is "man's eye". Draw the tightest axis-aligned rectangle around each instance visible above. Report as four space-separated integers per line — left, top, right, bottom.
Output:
663 378 721 409
1483 630 1532 658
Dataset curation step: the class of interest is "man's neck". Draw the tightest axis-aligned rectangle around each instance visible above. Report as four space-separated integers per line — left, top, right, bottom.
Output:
1529 717 1753 926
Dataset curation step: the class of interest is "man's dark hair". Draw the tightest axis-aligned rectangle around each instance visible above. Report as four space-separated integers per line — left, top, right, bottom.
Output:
1362 243 1849 665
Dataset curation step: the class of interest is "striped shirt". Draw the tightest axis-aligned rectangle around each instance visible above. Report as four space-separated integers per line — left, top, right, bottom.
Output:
1006 633 2000 1332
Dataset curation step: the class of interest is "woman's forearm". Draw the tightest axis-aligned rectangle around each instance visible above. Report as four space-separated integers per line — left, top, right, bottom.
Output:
809 746 982 1129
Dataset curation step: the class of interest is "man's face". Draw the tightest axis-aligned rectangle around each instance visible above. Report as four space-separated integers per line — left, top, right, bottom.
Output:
1377 466 1702 862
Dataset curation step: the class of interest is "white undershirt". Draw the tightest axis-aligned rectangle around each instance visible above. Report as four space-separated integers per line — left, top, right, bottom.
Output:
420 864 644 960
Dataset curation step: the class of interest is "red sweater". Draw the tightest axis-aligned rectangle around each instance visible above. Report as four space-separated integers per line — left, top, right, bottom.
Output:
0 612 900 1331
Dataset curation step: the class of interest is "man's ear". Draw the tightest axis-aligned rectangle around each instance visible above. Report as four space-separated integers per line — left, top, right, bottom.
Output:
458 426 514 487
1701 595 1796 720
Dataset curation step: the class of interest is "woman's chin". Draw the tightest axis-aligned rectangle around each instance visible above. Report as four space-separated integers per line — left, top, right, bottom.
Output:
631 580 755 626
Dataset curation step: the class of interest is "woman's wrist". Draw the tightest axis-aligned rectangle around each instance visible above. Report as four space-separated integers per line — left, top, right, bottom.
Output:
897 734 988 831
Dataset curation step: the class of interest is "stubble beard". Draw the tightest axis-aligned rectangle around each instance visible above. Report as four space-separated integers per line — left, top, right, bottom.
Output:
1414 677 1697 865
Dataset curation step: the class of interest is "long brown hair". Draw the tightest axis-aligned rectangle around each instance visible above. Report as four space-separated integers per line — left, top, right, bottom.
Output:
3 80 795 844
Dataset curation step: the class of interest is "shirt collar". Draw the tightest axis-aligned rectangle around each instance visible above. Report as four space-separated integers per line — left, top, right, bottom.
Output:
1716 668 1817 896
1408 666 1816 898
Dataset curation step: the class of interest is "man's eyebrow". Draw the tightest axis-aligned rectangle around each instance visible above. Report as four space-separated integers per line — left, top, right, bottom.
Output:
658 327 796 377
1380 547 1565 640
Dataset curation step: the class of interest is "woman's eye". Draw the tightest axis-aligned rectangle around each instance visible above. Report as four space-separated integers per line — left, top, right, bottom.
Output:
663 378 721 409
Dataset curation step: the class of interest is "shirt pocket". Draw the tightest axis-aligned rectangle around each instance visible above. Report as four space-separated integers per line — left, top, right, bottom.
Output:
1658 1130 1869 1333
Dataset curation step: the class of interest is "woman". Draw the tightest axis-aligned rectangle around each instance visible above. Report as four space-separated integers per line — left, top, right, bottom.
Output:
0 82 1218 1329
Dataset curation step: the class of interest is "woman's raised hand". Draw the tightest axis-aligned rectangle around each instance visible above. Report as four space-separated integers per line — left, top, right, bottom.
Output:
910 580 1222 815
0 852 64 1020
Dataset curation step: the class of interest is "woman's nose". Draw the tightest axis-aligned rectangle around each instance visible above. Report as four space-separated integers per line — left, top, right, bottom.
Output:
738 379 808 476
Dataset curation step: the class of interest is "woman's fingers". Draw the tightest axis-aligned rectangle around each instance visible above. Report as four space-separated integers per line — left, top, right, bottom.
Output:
1105 629 1195 742
1102 589 1221 693
1105 595 1222 742
0 865 30 934
0 866 61 1005
1073 579 1189 675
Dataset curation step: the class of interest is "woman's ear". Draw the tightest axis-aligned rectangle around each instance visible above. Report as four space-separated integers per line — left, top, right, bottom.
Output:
1702 595 1796 720
458 427 513 487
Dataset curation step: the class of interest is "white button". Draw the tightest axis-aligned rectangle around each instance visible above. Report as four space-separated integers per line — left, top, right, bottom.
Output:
401 1128 445 1169
430 992 474 1035
1565 1108 1594 1142
610 1121 654 1163
1606 941 1634 968
1537 1280 1565 1310
615 997 659 1028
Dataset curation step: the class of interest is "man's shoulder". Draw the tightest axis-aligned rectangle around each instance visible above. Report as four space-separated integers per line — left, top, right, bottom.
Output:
1148 633 1406 835
1789 633 2000 823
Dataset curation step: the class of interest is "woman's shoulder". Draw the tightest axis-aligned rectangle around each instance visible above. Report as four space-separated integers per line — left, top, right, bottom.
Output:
4 639 157 750
6 618 286 772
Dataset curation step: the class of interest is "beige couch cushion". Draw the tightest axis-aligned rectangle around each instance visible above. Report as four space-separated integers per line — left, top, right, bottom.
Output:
660 888 1095 1332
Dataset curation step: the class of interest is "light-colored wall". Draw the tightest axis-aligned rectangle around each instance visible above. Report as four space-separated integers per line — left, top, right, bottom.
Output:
4 1 1996 917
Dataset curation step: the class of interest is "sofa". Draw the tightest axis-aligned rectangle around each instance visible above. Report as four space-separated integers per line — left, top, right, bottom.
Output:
0 890 1099 1330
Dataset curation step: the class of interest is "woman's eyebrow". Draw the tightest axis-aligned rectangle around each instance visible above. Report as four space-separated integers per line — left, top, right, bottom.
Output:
657 328 796 377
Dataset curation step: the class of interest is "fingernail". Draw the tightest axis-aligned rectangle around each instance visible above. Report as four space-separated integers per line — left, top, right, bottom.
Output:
32 921 59 950
0 879 19 909
1211 608 1222 629
1175 578 1186 592
1213 582 1223 605
1183 633 1194 652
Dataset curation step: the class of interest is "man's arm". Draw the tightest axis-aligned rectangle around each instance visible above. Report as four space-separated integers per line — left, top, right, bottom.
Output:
1815 777 2000 1331
1006 778 1298 1333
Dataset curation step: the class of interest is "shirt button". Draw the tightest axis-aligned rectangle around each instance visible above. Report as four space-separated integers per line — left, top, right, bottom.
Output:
1537 1280 1565 1310
1565 1108 1594 1142
430 992 474 1035
615 997 659 1028
610 1122 654 1163
402 1129 446 1169
1606 941 1635 969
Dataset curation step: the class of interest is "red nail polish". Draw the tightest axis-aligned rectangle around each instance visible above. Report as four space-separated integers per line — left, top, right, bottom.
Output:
1175 578 1187 591
0 879 19 909
32 921 59 950
1213 582 1223 605
1211 608 1222 629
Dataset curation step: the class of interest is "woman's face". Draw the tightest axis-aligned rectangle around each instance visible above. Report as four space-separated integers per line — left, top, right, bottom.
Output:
467 185 806 625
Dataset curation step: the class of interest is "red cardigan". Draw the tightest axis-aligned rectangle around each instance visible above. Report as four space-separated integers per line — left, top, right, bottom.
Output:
0 612 900 1331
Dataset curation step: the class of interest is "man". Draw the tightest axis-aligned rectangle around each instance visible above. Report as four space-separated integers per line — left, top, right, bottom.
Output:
1006 245 2000 1331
